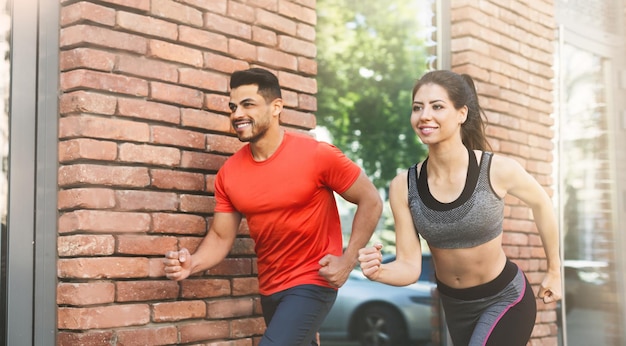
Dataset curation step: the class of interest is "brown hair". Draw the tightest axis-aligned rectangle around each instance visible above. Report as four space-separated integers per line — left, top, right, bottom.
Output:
412 70 491 151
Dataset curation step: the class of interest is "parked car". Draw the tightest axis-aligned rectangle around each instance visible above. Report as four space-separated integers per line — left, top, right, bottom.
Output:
320 254 436 346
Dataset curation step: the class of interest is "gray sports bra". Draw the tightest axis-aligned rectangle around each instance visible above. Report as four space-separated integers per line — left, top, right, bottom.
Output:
407 149 504 249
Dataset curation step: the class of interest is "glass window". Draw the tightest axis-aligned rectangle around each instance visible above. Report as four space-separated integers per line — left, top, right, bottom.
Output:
0 0 11 342
558 41 622 346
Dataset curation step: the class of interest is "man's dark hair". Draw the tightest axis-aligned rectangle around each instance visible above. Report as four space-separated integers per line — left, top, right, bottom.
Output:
230 68 282 103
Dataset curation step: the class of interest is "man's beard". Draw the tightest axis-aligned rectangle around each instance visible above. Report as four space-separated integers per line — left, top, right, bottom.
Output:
237 123 269 143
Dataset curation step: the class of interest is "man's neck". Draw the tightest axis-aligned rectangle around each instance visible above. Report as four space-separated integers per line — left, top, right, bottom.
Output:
250 127 285 161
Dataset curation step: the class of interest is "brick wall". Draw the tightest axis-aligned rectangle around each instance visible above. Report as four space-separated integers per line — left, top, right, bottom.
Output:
57 0 317 344
450 1 559 345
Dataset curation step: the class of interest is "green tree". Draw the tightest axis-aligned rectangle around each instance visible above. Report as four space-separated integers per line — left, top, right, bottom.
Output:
316 0 429 189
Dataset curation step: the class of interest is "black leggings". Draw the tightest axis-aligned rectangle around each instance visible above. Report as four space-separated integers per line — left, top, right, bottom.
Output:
437 260 537 346
260 284 337 346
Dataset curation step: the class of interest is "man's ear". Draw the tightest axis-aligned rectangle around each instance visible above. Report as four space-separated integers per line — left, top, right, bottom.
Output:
272 98 284 117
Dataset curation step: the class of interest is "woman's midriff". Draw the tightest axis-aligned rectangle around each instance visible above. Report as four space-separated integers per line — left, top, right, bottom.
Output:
430 235 507 289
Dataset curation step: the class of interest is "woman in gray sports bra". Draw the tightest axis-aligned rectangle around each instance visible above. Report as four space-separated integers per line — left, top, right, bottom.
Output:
358 70 562 346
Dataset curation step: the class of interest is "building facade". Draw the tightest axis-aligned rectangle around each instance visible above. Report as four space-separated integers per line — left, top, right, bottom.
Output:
2 0 624 345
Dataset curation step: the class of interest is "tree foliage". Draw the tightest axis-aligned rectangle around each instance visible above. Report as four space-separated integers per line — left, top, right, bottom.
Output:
316 0 429 189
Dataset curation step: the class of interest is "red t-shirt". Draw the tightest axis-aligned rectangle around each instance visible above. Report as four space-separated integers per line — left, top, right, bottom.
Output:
214 132 362 295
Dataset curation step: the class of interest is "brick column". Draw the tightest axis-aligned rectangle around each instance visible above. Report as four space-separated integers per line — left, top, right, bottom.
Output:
56 0 318 344
450 1 559 345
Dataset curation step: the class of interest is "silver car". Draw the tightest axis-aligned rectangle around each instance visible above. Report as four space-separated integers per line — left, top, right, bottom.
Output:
320 254 436 346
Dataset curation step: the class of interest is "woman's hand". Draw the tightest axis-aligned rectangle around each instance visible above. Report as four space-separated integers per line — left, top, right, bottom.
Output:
538 269 563 304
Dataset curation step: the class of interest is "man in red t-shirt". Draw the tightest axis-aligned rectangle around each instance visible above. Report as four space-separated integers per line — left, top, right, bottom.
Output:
164 68 382 345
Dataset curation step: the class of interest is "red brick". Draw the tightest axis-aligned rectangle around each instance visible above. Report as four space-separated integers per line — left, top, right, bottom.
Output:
58 138 118 162
232 277 259 296
152 300 206 322
59 90 117 115
149 257 168 278
116 189 178 212
179 68 229 93
297 56 317 75
116 98 180 124
231 317 265 338
57 282 115 306
252 26 278 46
58 304 150 329
502 231 530 246
179 194 216 213
58 187 116 210
150 169 205 191
152 213 207 235
296 23 316 41
181 108 232 133
207 297 255 319
60 25 147 55
204 93 231 113
179 320 230 343
229 38 258 61
258 46 297 71
57 331 115 346
150 0 203 26
204 12 252 39
179 0 226 13
180 279 231 299
61 2 116 27
280 109 316 129
240 0 278 11
256 9 296 36
60 115 150 142
115 280 179 302
148 40 203 67
149 81 204 108
151 125 205 149
58 210 151 234
117 235 179 255
279 0 316 25
118 143 181 167
207 258 254 276
281 89 298 108
116 326 179 346
116 11 178 41
58 164 150 188
58 234 115 257
94 0 149 11
58 257 150 279
116 54 178 83
203 52 249 74
179 25 228 53
180 151 227 171
278 35 316 58
206 174 217 193
61 69 149 97
60 48 116 72
277 71 316 93
178 237 203 253
227 1 255 22
298 93 317 112
206 133 245 154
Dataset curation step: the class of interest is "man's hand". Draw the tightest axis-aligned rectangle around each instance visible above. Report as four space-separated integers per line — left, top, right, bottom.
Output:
358 244 383 281
318 254 355 288
163 248 193 281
